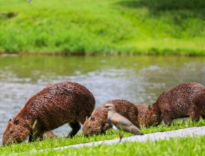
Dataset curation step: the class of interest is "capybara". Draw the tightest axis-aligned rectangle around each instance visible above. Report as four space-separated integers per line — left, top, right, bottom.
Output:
136 104 149 119
141 82 205 127
82 99 140 136
43 131 58 140
135 104 149 125
2 81 95 145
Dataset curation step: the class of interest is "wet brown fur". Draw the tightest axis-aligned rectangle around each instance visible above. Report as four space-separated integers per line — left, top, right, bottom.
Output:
2 81 95 145
82 99 140 136
136 104 149 125
43 131 58 139
141 82 205 127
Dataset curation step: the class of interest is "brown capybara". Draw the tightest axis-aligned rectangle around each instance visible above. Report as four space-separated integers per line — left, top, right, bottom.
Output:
43 131 58 140
135 104 149 124
141 82 205 128
2 81 95 145
82 99 140 136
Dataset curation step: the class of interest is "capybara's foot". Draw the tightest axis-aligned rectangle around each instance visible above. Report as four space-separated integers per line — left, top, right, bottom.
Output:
189 109 200 122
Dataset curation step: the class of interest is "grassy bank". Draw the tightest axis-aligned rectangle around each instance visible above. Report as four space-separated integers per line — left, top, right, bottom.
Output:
1 118 205 155
0 0 205 55
25 135 205 156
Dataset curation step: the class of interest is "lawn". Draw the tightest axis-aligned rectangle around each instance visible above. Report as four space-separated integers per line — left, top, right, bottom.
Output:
0 0 205 55
25 135 205 156
1 118 205 155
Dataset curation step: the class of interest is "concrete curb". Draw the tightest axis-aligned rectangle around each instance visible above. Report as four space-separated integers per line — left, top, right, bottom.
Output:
49 126 205 151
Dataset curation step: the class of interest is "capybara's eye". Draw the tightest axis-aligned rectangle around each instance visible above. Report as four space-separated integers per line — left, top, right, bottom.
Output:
10 130 13 134
88 126 91 129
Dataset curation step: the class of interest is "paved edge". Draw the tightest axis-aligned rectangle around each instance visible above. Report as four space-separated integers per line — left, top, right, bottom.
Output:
13 126 205 155
48 126 205 151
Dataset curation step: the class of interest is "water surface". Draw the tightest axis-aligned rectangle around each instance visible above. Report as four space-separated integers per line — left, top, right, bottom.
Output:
0 55 205 144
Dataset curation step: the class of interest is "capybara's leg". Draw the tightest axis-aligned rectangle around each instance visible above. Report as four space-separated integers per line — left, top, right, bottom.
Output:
29 133 43 142
189 110 200 122
29 134 37 142
102 123 111 133
201 115 205 119
162 111 172 126
29 135 33 142
29 131 37 142
189 106 200 122
67 121 81 138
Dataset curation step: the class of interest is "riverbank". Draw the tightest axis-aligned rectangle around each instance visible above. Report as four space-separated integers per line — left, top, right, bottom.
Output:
1 119 205 155
25 126 205 156
1 0 205 55
28 134 205 156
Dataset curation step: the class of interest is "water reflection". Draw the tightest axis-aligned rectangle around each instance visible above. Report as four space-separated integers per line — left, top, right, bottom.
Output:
0 55 205 144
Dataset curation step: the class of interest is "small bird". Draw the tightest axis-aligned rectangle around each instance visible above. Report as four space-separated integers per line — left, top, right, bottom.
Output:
105 103 143 142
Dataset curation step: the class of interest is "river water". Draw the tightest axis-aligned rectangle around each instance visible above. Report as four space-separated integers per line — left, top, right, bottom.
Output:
0 55 205 144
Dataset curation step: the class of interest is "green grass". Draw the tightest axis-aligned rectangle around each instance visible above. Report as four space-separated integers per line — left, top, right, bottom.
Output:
1 118 205 155
22 136 205 156
0 0 205 55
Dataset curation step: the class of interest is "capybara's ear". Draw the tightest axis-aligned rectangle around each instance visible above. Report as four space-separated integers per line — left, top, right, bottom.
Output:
14 118 19 125
91 116 95 121
9 119 11 122
148 105 152 110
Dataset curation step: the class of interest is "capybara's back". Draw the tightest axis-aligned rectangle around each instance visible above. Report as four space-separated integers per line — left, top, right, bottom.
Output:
32 81 95 130
2 81 95 145
82 99 140 136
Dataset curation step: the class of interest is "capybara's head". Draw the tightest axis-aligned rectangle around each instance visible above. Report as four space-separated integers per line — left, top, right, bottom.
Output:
82 107 107 136
141 105 159 127
2 118 30 145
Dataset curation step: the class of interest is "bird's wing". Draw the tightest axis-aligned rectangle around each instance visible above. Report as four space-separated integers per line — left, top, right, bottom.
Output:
110 117 143 135
110 117 132 129
111 113 133 125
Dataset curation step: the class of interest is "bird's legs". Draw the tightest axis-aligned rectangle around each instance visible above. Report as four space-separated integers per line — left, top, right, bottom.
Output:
119 132 123 143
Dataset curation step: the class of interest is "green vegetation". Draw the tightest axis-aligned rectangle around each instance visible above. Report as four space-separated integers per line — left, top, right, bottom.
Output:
1 118 205 155
23 135 205 156
0 0 205 55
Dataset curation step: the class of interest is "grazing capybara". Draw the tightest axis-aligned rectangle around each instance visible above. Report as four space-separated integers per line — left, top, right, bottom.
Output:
141 82 205 128
2 81 95 145
135 104 149 125
82 99 140 136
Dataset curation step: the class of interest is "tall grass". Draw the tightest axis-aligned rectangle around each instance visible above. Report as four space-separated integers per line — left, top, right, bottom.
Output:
0 0 205 55
0 118 205 155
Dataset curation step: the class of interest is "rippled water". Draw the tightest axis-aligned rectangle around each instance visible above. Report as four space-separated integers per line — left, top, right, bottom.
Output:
0 55 205 144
